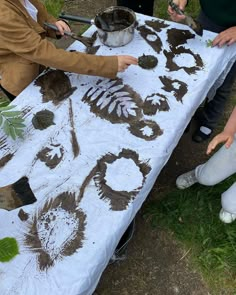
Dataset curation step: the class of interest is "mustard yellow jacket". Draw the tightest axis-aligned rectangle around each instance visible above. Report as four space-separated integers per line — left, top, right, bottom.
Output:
0 0 118 96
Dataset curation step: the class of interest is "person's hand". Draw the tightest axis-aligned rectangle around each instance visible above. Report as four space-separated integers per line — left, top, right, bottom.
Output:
206 131 234 155
167 0 188 22
212 26 236 47
55 20 71 36
117 56 138 72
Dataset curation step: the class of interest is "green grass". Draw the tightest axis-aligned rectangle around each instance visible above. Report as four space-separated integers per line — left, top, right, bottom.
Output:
42 0 64 17
154 0 200 20
144 176 236 294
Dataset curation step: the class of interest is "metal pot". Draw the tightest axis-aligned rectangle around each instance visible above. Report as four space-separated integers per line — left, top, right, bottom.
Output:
59 6 136 47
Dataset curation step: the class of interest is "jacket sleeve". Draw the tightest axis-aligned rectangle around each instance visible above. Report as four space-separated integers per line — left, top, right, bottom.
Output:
0 9 118 79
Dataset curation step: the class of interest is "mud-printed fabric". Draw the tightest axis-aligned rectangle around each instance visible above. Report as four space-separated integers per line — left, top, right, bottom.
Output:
0 12 235 295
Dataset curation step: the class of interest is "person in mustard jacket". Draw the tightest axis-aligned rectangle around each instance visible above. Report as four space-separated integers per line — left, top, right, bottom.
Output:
0 0 138 100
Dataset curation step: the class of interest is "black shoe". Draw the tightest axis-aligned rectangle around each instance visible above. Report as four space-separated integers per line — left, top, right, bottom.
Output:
192 126 213 143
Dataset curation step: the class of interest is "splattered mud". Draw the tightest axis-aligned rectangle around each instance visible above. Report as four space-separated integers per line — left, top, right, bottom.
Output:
34 69 77 104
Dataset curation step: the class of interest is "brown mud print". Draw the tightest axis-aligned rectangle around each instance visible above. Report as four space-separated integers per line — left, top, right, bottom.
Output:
167 28 195 47
79 149 151 211
82 78 163 140
128 119 163 140
164 46 204 75
37 143 64 169
142 93 170 116
32 109 55 130
137 25 163 54
0 153 13 169
18 208 29 221
159 76 188 102
145 19 169 32
24 192 86 271
34 69 77 104
68 98 80 158
82 78 143 124
138 54 158 70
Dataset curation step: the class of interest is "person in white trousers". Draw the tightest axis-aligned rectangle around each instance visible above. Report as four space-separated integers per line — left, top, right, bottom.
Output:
176 107 236 223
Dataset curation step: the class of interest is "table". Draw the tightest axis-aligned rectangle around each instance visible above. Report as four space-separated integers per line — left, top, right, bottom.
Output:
0 13 235 295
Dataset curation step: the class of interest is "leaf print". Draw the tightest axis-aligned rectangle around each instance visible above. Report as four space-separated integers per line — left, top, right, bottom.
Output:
82 78 143 124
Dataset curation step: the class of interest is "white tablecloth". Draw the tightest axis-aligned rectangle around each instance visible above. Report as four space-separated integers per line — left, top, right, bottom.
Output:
0 14 235 295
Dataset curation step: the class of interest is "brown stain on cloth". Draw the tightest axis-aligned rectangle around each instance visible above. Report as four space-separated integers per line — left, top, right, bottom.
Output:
142 93 170 116
164 46 204 75
159 76 188 103
79 149 151 211
0 153 13 169
82 78 163 141
145 19 169 32
167 28 195 48
35 69 77 104
24 192 86 271
68 98 80 158
37 144 64 169
137 25 163 54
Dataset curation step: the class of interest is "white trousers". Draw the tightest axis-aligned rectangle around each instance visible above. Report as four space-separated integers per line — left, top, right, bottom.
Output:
195 138 236 214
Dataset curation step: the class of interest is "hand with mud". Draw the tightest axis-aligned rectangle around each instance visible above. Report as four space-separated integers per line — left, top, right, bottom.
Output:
212 26 236 47
167 0 188 22
117 56 138 72
207 107 236 155
55 20 71 36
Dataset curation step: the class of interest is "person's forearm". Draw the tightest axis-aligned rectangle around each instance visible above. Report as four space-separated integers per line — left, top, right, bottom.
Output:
224 107 236 135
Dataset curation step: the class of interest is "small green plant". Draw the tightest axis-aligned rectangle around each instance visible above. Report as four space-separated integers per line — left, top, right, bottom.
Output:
0 100 25 140
0 237 19 262
206 39 213 47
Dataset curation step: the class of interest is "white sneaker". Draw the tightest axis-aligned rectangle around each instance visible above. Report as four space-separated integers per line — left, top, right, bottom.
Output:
219 208 236 224
176 170 198 189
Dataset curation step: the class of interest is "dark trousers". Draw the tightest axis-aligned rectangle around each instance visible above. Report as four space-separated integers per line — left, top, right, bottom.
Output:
117 0 154 16
0 85 16 101
197 11 236 129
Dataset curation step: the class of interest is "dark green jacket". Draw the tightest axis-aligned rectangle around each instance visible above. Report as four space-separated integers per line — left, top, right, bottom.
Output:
200 0 236 27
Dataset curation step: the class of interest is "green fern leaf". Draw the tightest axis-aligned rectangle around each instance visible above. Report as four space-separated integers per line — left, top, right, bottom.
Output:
3 120 10 135
9 117 25 124
0 104 16 111
0 103 25 139
0 114 3 127
1 111 22 118
14 128 24 138
9 125 17 140
0 101 10 108
0 237 19 262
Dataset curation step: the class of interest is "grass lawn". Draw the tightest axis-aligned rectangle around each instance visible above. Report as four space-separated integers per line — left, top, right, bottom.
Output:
145 175 236 294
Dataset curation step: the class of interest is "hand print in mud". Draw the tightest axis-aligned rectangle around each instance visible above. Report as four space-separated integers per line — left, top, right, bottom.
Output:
82 78 163 141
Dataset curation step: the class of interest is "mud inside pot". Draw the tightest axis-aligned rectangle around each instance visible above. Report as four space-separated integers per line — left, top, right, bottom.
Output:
95 8 135 32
